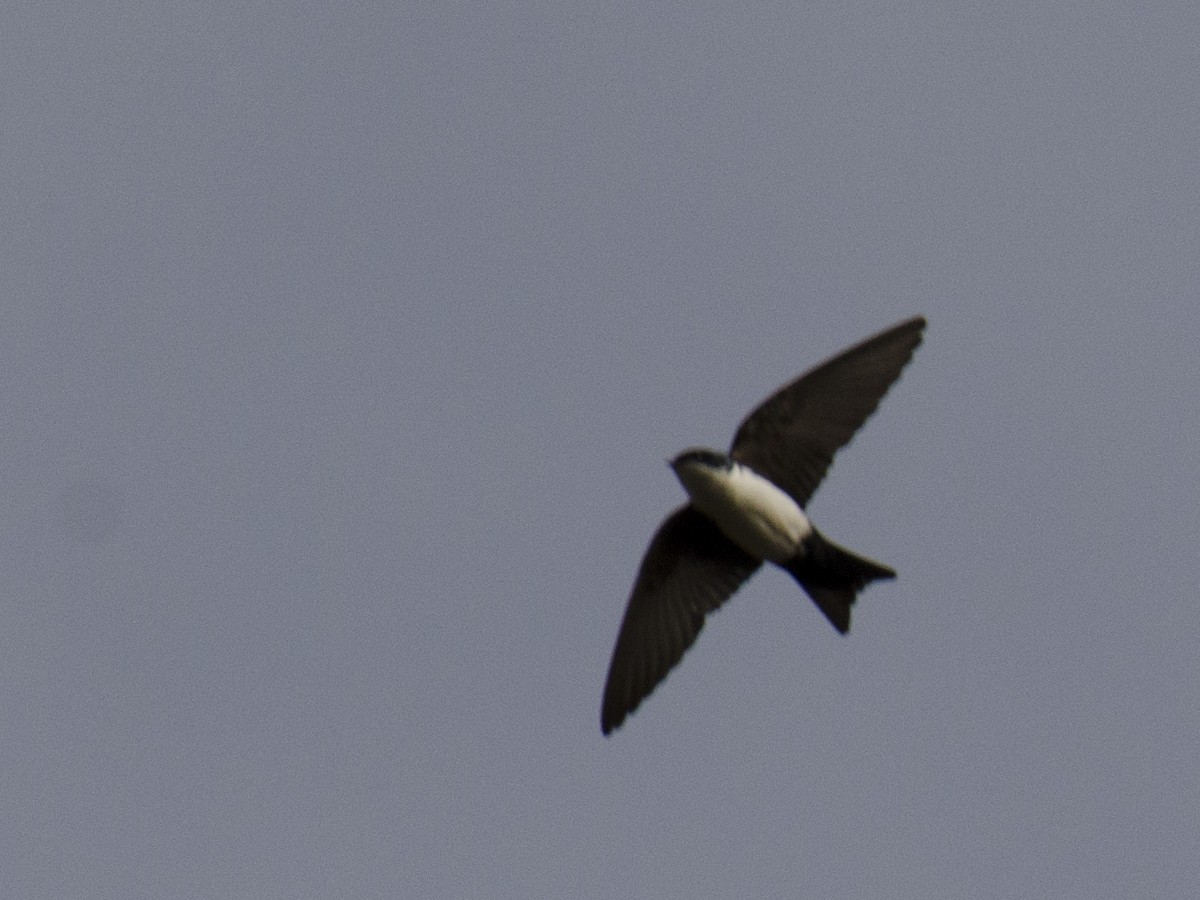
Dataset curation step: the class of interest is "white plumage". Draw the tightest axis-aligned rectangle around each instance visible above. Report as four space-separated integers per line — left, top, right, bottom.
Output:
671 457 813 563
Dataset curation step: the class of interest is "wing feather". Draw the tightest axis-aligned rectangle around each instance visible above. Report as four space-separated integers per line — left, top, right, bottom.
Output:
600 506 760 735
730 316 925 507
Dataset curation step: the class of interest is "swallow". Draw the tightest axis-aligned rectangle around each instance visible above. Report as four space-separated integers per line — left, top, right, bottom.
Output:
601 316 926 734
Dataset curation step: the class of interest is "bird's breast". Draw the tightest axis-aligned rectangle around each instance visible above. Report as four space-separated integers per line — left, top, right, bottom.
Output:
676 462 812 562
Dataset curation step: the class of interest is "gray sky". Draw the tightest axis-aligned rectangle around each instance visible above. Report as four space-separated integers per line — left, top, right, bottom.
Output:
4 4 1198 898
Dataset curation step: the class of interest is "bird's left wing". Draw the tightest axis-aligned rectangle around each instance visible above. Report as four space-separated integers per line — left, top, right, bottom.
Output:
601 505 760 735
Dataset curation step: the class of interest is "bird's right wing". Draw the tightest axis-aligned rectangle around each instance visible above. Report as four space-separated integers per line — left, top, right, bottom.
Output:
730 316 925 508
601 505 761 735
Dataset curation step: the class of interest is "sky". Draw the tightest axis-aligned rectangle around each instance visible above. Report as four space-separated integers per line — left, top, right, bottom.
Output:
4 3 1199 898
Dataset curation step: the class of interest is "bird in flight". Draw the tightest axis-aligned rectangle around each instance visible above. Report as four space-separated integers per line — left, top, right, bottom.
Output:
600 316 926 735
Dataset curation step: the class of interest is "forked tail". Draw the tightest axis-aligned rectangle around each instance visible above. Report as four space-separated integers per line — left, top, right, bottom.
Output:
781 530 896 634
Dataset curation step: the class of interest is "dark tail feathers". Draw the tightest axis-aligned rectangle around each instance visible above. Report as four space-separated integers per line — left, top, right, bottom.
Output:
781 530 896 634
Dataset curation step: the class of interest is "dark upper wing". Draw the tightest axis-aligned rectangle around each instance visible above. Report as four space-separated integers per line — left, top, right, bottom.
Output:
730 316 925 507
601 505 761 735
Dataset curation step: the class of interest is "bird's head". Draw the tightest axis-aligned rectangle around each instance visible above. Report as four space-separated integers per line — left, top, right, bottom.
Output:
669 447 732 474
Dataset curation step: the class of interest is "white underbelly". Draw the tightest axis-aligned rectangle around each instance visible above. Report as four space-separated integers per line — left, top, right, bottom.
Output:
679 463 812 562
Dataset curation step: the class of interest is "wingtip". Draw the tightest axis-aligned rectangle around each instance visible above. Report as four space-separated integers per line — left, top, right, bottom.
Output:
600 709 623 737
600 690 627 736
890 314 927 342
